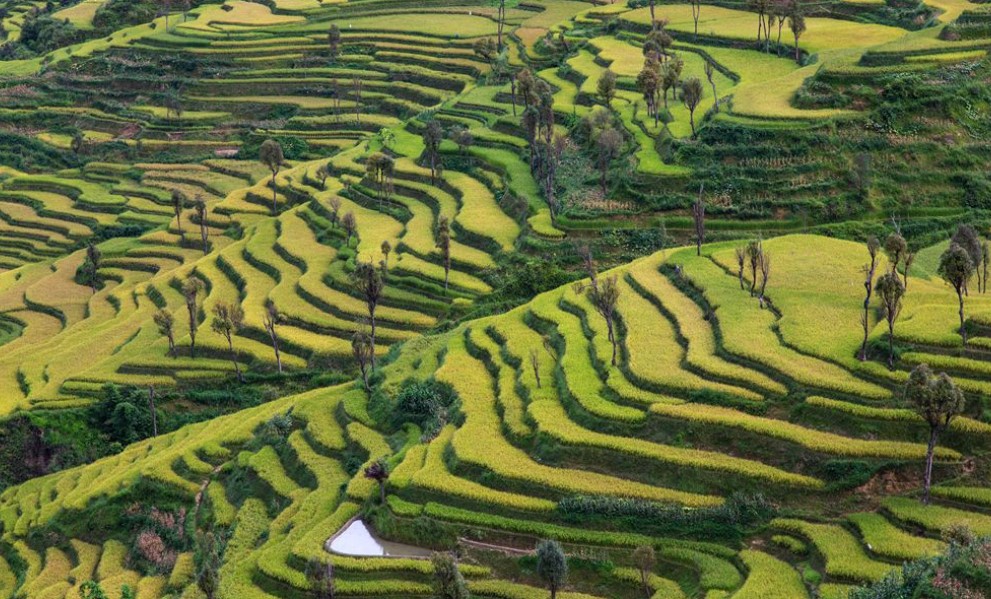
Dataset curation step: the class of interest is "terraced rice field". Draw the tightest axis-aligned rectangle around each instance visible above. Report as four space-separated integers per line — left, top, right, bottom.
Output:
0 0 990 598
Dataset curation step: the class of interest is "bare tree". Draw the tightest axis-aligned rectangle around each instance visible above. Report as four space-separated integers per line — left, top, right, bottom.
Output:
259 139 284 214
735 246 746 290
633 545 656 599
577 248 622 366
690 0 702 39
263 299 283 373
352 330 373 391
859 236 880 362
436 216 452 293
497 0 507 52
692 187 705 256
212 301 245 383
529 349 542 389
194 195 208 254
704 61 718 113
422 120 444 185
352 261 384 368
327 23 341 60
746 239 762 297
758 250 771 308
353 77 363 125
328 197 341 229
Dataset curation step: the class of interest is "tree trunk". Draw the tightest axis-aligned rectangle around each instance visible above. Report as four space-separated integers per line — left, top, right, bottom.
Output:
607 319 617 366
923 430 937 504
270 331 283 373
168 333 176 358
148 386 158 437
188 307 197 358
228 335 243 383
370 307 377 370
887 320 895 370
958 288 967 345
794 35 800 62
271 172 278 213
689 110 696 137
379 480 386 504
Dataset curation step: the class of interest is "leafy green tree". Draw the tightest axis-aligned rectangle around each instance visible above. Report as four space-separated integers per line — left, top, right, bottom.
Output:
182 277 204 358
259 139 284 214
883 232 907 275
153 309 177 358
342 211 357 247
194 194 208 253
327 23 341 60
352 261 384 368
951 224 982 294
171 189 186 243
535 539 568 599
78 242 102 293
597 68 617 105
80 580 108 599
681 77 704 137
594 126 623 194
432 552 469 599
875 272 904 369
905 364 965 504
938 242 975 345
211 301 245 383
788 6 806 62
422 120 444 184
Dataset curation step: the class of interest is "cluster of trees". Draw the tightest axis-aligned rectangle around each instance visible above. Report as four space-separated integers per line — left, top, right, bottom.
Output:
749 0 807 61
860 225 988 367
634 23 707 136
733 238 772 307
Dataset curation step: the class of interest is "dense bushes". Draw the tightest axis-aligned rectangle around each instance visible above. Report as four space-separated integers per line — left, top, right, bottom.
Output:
556 493 775 541
851 536 991 599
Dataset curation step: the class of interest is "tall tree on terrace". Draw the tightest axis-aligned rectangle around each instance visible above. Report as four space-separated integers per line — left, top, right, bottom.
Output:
633 545 656 599
648 0 656 26
692 187 706 256
982 242 990 294
637 58 661 126
903 251 915 289
259 139 284 214
758 249 772 308
859 236 881 362
746 239 762 296
595 126 623 195
952 224 983 295
78 241 102 293
422 119 444 185
597 68 617 105
353 76 363 125
875 271 904 370
536 135 564 219
212 301 245 383
327 23 341 60
365 152 394 200
381 240 392 272
182 277 203 359
352 261 384 368
364 459 389 504
735 246 747 290
905 364 965 505
773 0 788 54
751 0 769 42
704 61 719 113
154 309 177 358
352 330 374 391
497 0 507 52
194 195 208 253
328 197 341 229
682 77 704 137
342 211 357 247
938 243 975 345
536 540 568 599
263 299 283 373
691 0 702 39
436 216 452 293
884 231 908 276
171 189 186 243
788 5 806 63
577 247 622 366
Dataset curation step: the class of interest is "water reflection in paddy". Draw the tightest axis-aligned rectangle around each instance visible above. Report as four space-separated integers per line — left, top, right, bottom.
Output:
327 519 433 558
